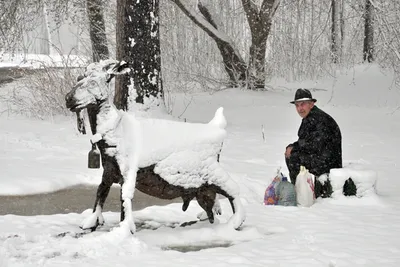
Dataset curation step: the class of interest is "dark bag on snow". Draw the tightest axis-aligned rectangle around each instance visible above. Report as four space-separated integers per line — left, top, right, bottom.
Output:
315 174 333 198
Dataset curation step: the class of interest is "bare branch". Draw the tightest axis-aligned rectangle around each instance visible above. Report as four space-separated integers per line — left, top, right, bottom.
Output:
260 0 280 21
169 0 231 43
197 1 218 29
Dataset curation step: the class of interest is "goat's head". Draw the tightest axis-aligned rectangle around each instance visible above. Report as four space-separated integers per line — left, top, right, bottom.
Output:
65 60 130 112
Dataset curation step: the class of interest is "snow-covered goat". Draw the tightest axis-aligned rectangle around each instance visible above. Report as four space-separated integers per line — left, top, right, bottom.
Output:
65 60 245 233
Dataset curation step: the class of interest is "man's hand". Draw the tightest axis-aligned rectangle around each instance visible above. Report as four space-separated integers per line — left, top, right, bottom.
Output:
285 146 293 159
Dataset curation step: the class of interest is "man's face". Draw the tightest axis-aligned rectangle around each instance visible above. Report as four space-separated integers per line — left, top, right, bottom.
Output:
295 101 314 118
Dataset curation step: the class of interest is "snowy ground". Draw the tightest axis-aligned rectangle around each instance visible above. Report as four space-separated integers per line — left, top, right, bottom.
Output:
1 64 400 266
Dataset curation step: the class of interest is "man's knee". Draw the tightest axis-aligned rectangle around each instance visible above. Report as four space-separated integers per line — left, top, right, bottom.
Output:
287 151 300 164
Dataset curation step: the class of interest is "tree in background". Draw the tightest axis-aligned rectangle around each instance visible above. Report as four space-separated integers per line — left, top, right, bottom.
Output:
0 0 42 53
75 0 110 135
87 0 109 62
170 0 247 88
170 0 280 90
115 0 163 110
331 0 340 63
4 0 400 111
363 0 374 63
242 0 280 89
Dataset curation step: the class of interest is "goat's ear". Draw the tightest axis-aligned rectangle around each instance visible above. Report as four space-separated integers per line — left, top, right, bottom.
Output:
102 61 118 72
110 61 130 75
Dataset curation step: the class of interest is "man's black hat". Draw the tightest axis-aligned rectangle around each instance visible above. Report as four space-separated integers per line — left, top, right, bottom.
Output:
290 88 317 104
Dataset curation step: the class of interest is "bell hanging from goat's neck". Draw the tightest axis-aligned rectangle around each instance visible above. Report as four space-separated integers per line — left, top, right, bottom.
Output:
88 143 100 169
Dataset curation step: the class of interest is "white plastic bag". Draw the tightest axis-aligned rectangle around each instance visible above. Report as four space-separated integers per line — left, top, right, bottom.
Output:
295 166 315 207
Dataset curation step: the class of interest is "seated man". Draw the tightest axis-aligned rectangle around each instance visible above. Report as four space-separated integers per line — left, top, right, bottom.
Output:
285 89 342 197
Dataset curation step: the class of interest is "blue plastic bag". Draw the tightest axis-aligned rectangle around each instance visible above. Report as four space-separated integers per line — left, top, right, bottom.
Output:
276 176 297 206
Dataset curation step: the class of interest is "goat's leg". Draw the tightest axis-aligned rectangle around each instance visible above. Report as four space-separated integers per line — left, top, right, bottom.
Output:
119 170 137 234
212 167 246 230
119 185 125 221
196 186 217 223
80 176 113 231
96 181 112 210
216 187 245 229
196 193 222 221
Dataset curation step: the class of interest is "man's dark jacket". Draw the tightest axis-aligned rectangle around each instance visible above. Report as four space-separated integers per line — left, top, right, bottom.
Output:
289 106 342 176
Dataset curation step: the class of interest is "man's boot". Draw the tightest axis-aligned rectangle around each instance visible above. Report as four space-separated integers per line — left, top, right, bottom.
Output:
315 174 332 198
343 177 357 196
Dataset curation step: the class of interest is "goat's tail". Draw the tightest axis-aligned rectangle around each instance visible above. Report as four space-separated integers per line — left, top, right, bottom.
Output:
208 107 227 129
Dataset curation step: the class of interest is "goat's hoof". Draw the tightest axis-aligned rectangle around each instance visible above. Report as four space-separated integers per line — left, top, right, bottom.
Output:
214 207 222 215
80 225 97 232
80 215 104 231
182 200 190 211
235 221 245 231
80 221 100 232
233 219 245 231
207 212 215 224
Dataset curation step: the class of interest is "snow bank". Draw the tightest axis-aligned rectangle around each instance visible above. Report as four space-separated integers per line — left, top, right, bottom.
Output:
329 167 377 198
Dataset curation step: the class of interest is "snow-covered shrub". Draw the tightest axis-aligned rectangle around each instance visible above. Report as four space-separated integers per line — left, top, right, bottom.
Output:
1 57 86 119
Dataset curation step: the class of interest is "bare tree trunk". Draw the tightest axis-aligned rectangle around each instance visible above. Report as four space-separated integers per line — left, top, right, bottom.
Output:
115 0 163 109
331 0 340 63
363 0 374 63
86 0 109 62
248 36 268 89
114 0 129 110
340 0 345 62
309 0 315 73
242 0 280 89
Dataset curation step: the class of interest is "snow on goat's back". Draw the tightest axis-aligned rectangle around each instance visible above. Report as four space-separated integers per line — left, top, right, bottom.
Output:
137 108 227 179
